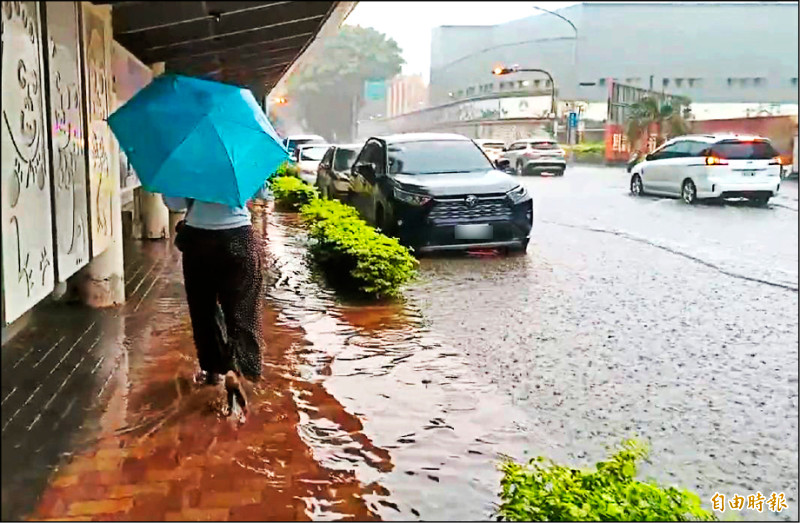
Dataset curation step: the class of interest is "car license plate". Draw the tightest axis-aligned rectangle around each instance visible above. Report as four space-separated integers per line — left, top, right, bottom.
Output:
455 224 493 240
742 170 757 177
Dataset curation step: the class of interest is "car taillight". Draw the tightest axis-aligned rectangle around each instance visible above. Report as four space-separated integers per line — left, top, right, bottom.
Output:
525 151 540 158
705 156 728 166
769 157 782 165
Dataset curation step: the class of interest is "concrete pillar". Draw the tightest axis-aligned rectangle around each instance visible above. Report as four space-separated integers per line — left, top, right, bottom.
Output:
132 61 171 240
80 89 126 307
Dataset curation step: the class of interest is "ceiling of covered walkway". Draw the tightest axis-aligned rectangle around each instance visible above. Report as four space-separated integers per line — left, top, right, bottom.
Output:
93 1 356 97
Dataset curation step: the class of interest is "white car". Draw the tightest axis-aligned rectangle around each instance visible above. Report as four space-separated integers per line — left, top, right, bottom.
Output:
629 134 782 205
474 139 506 163
283 134 326 157
294 143 330 184
500 138 567 176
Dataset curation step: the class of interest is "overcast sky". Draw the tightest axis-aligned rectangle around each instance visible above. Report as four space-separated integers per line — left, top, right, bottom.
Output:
344 2 580 82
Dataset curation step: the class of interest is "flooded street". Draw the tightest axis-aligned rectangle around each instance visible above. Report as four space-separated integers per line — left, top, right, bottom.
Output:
13 168 797 521
267 166 798 521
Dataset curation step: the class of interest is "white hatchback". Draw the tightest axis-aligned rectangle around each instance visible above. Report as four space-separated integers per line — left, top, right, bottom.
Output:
629 134 783 205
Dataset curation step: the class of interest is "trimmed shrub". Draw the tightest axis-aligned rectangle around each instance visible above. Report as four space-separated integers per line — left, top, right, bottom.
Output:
276 161 301 178
497 439 717 522
300 199 418 299
271 175 318 211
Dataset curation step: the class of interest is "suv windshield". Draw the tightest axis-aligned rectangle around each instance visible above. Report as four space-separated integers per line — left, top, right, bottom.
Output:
387 140 493 175
710 140 778 160
299 147 328 161
530 142 558 150
334 149 358 171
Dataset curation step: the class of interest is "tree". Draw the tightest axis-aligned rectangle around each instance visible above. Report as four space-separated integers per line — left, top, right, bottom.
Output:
284 25 404 141
625 96 691 154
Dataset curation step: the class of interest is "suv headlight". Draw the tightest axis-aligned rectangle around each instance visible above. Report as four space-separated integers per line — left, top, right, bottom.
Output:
393 187 431 206
506 185 528 203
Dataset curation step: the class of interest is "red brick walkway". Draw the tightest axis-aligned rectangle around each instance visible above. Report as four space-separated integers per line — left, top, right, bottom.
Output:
27 207 383 521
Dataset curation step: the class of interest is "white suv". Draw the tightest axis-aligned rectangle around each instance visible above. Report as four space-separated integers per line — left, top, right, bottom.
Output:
629 134 782 205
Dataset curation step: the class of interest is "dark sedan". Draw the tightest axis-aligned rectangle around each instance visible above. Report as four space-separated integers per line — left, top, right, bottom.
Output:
349 133 533 253
316 144 362 200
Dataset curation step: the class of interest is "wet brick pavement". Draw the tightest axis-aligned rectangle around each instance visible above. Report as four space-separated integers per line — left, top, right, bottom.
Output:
2 206 381 522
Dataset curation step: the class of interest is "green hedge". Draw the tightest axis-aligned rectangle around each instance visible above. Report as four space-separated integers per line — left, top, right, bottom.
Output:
270 178 418 299
497 440 717 522
565 141 605 154
300 198 418 299
271 175 318 211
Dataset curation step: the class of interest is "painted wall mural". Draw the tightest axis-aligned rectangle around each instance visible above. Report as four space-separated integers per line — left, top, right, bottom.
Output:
112 41 151 197
1 1 55 324
83 3 115 258
45 0 89 282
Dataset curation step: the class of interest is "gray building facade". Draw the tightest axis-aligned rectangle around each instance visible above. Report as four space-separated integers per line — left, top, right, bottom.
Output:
429 2 799 107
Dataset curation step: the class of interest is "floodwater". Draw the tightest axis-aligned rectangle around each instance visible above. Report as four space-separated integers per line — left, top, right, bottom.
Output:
261 210 546 521
20 168 798 521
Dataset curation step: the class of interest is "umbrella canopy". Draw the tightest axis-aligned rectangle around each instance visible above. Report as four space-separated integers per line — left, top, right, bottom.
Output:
108 74 288 207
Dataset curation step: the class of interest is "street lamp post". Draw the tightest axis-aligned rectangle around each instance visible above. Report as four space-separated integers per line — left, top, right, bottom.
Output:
530 6 579 144
492 65 556 119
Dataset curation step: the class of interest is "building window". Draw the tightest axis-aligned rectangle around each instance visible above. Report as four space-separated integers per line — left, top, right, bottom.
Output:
753 77 765 86
598 78 606 86
533 79 541 88
675 78 684 88
466 86 475 96
457 90 464 98
663 78 670 87
727 78 734 87
545 79 552 87
517 80 525 89
791 78 798 87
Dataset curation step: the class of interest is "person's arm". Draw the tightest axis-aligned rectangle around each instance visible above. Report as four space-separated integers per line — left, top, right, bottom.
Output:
162 195 189 212
253 183 272 201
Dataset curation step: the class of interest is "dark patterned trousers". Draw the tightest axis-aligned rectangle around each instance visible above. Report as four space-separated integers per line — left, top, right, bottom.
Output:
180 224 264 381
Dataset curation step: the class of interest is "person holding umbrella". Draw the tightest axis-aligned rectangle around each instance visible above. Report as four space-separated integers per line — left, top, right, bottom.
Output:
109 74 288 418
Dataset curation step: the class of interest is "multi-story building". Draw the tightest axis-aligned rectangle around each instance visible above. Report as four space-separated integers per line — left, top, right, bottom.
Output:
429 2 798 109
386 74 428 117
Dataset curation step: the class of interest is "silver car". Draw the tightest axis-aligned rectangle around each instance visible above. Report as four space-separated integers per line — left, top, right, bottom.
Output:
501 138 567 176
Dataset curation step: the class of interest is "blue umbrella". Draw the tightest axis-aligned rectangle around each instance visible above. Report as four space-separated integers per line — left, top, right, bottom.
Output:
108 74 288 207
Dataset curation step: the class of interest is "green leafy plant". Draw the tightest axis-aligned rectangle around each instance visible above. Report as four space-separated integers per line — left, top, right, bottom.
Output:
497 439 717 522
300 198 418 299
274 161 301 179
625 96 691 154
271 175 318 210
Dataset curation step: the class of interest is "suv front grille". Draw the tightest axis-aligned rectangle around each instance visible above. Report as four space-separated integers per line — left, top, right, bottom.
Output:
428 196 512 224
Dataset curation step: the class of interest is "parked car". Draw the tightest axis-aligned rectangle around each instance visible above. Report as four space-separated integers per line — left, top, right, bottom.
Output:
474 139 506 163
283 134 325 156
294 143 330 184
500 138 566 176
316 143 362 200
629 134 782 205
349 133 531 253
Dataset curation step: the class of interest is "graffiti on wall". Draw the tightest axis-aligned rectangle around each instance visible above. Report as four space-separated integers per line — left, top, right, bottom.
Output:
83 3 115 257
46 0 90 282
1 1 55 323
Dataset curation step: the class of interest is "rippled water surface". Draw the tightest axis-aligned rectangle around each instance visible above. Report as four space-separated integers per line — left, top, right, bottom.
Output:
263 168 798 521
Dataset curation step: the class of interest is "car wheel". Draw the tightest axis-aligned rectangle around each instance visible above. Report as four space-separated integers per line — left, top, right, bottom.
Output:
630 174 644 196
555 168 565 177
751 195 770 207
515 160 524 176
681 179 697 204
